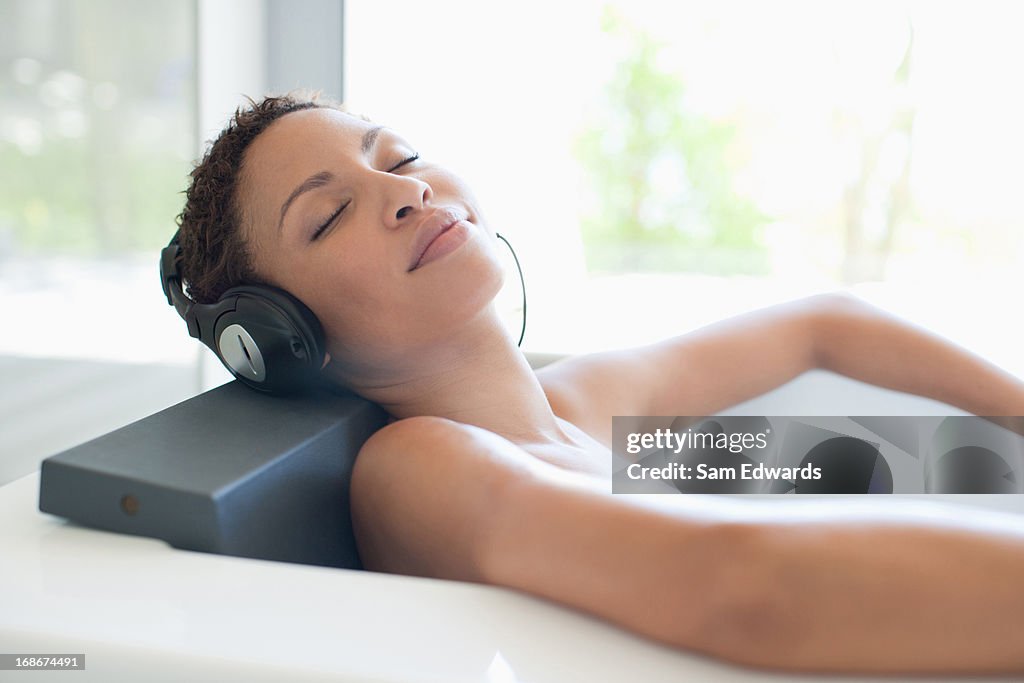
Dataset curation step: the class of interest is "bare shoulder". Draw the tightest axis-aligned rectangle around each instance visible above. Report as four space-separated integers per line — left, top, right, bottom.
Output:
350 416 544 581
354 415 543 483
535 348 658 448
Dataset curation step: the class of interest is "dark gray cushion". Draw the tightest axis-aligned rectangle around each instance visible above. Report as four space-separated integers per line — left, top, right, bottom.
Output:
38 380 387 570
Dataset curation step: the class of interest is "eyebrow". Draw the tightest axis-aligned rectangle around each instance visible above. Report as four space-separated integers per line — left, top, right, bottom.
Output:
277 125 386 235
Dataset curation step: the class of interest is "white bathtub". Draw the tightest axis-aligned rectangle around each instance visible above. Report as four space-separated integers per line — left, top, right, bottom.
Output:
2 367 1023 682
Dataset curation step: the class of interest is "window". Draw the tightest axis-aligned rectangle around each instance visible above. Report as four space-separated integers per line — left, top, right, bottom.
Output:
344 0 1024 378
0 0 198 483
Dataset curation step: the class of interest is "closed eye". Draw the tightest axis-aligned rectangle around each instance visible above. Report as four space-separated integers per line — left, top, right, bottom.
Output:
310 153 421 241
392 153 420 171
311 201 349 241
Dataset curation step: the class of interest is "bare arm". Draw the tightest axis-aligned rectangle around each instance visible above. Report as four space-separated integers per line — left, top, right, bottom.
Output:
356 415 1024 674
541 292 1024 447
484 470 1024 675
732 505 1024 674
812 294 1024 425
539 294 826 445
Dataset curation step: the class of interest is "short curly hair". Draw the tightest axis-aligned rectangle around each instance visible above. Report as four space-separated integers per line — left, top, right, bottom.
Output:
175 91 369 304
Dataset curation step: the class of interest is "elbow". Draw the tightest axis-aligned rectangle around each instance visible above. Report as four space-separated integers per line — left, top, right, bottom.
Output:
804 291 876 373
682 521 799 671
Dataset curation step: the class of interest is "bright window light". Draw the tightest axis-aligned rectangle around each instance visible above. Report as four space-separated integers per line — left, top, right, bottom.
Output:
345 0 1024 375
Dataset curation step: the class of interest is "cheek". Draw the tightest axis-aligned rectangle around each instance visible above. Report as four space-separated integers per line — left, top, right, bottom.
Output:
303 250 400 339
304 256 366 305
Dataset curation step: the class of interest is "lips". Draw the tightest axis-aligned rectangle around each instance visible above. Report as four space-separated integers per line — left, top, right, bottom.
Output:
407 207 467 272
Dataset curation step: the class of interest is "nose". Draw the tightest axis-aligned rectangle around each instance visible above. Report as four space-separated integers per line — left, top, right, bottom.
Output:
388 178 432 228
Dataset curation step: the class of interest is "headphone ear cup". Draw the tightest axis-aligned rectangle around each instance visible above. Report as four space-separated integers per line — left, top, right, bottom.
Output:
214 285 326 394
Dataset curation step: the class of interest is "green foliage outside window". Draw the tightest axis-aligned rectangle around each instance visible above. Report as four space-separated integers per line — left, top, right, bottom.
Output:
573 6 771 275
0 0 194 256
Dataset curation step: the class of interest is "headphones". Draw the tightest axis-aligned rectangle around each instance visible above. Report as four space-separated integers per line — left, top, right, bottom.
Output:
160 229 327 394
160 228 527 395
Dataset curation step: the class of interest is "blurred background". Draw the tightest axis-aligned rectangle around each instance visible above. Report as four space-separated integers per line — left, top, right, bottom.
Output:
2 0 1022 484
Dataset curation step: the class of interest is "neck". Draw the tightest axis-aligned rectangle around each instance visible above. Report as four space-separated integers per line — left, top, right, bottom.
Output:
328 305 573 448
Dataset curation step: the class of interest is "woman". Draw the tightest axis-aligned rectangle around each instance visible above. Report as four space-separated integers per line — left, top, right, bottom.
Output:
175 93 1024 674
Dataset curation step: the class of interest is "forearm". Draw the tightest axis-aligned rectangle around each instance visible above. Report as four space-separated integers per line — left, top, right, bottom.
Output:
725 503 1024 674
812 296 1024 418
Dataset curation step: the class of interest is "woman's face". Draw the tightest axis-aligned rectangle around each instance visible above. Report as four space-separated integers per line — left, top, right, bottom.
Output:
238 107 505 373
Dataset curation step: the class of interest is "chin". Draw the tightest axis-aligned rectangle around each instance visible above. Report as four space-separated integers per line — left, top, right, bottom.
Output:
422 258 503 322
424 237 503 287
